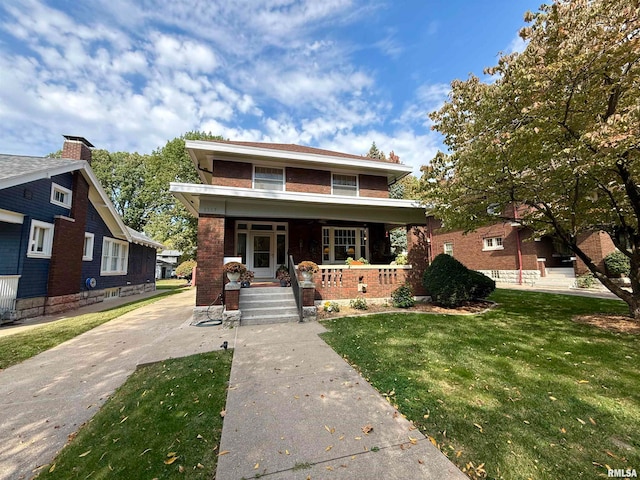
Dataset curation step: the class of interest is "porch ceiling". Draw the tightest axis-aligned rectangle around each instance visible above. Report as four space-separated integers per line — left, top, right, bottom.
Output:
170 183 427 226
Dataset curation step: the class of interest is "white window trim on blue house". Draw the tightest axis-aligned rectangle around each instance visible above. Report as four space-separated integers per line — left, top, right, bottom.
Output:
83 232 95 261
27 220 55 258
101 237 129 275
50 183 72 208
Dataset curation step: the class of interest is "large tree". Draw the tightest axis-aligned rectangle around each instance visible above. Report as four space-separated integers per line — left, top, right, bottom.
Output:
422 0 640 317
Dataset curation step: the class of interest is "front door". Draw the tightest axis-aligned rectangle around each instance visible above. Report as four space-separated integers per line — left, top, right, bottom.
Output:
249 233 274 278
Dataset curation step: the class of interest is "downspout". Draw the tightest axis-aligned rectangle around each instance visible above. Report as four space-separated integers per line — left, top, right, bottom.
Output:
427 218 434 264
513 205 523 285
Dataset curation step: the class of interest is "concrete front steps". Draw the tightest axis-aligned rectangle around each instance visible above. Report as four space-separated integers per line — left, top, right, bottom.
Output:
536 267 576 288
239 286 300 325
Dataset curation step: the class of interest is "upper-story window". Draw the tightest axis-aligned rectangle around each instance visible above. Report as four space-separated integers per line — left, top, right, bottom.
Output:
332 174 358 196
50 183 72 208
444 242 454 256
483 236 504 251
254 166 284 191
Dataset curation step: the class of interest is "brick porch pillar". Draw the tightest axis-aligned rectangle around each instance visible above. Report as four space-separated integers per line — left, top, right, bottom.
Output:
406 224 429 296
196 214 225 306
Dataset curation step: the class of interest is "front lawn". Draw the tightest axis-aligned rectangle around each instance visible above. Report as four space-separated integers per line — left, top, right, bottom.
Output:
36 351 232 479
321 289 639 479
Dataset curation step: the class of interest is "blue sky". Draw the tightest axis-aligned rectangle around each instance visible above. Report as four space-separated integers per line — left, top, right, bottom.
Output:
0 0 540 174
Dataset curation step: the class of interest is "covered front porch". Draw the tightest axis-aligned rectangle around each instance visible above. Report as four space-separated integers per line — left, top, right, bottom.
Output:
170 182 428 311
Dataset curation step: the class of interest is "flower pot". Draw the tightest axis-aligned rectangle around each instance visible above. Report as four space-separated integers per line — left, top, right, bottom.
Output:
226 271 241 284
241 281 251 288
301 271 313 282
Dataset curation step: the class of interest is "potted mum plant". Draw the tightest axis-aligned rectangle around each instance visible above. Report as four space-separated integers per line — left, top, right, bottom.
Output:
223 261 246 284
240 270 254 288
276 265 290 287
298 261 319 283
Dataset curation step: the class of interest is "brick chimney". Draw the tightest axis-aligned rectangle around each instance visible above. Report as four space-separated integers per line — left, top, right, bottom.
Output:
61 135 94 164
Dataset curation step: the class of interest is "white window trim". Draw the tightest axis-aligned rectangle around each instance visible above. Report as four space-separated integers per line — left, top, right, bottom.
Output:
443 242 453 256
83 232 95 261
50 183 73 208
483 236 504 251
100 237 129 275
27 220 55 258
331 173 359 197
253 165 285 191
322 226 368 264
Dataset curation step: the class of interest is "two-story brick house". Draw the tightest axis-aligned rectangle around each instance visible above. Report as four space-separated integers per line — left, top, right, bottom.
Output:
170 140 428 318
0 136 163 322
425 215 617 287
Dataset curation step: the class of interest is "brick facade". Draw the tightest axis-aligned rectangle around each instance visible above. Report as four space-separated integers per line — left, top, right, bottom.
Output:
311 266 413 300
359 174 389 198
212 160 252 188
575 231 616 275
286 167 331 194
62 140 92 163
196 215 225 306
48 172 89 297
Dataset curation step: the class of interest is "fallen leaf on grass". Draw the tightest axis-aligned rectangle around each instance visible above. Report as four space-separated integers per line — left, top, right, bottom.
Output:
429 437 437 446
549 396 557 401
139 449 152 456
48 464 55 473
589 417 597 425
578 380 589 384
79 450 91 458
197 463 204 469
220 410 226 418
164 456 178 465
473 423 483 432
577 418 586 425
179 465 185 473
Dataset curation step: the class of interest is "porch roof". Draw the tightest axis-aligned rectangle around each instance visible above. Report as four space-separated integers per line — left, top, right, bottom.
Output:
170 182 427 226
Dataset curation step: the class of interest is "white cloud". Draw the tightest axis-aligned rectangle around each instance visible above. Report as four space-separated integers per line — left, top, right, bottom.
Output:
151 34 218 74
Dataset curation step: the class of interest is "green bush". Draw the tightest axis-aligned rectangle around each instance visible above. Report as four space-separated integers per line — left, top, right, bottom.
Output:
391 284 415 308
175 259 196 279
349 297 368 310
422 254 495 308
576 273 596 288
323 301 340 313
604 251 630 277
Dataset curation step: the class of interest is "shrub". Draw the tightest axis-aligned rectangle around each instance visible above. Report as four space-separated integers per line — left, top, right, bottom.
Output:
604 251 630 277
175 260 196 279
394 252 408 265
349 297 368 310
276 265 289 279
391 284 415 308
422 254 495 308
323 301 340 312
576 272 596 288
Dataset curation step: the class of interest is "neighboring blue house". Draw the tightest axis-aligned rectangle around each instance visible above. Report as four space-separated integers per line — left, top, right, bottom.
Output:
0 136 163 322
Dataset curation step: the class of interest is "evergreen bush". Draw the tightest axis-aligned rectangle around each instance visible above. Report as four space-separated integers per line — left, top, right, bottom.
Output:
391 284 415 308
604 251 630 277
422 254 495 308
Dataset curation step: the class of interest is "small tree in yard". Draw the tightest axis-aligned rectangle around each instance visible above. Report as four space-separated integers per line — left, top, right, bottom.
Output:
175 260 196 280
422 0 640 318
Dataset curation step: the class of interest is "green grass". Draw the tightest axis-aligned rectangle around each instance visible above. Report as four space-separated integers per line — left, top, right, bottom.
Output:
156 279 191 290
36 351 232 480
0 290 183 370
320 289 639 480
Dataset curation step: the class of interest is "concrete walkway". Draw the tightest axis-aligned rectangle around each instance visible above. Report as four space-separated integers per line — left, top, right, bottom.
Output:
0 289 236 480
216 322 466 479
0 287 468 479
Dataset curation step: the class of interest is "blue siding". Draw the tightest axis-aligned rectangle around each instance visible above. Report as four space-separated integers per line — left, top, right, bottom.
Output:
0 222 23 275
81 203 157 292
0 173 75 298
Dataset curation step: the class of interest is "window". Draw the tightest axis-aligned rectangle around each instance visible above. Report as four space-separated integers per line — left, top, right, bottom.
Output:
50 183 72 208
332 174 358 196
27 220 54 258
254 166 284 191
443 242 453 256
101 237 129 275
322 227 368 263
83 233 95 261
483 236 504 251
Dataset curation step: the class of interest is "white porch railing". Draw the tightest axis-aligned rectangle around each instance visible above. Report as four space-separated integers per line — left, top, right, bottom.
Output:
0 275 20 314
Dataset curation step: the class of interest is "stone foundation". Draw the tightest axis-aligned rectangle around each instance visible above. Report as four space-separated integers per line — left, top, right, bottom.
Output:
477 270 541 286
191 305 223 325
222 308 241 328
301 305 317 322
14 282 157 320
